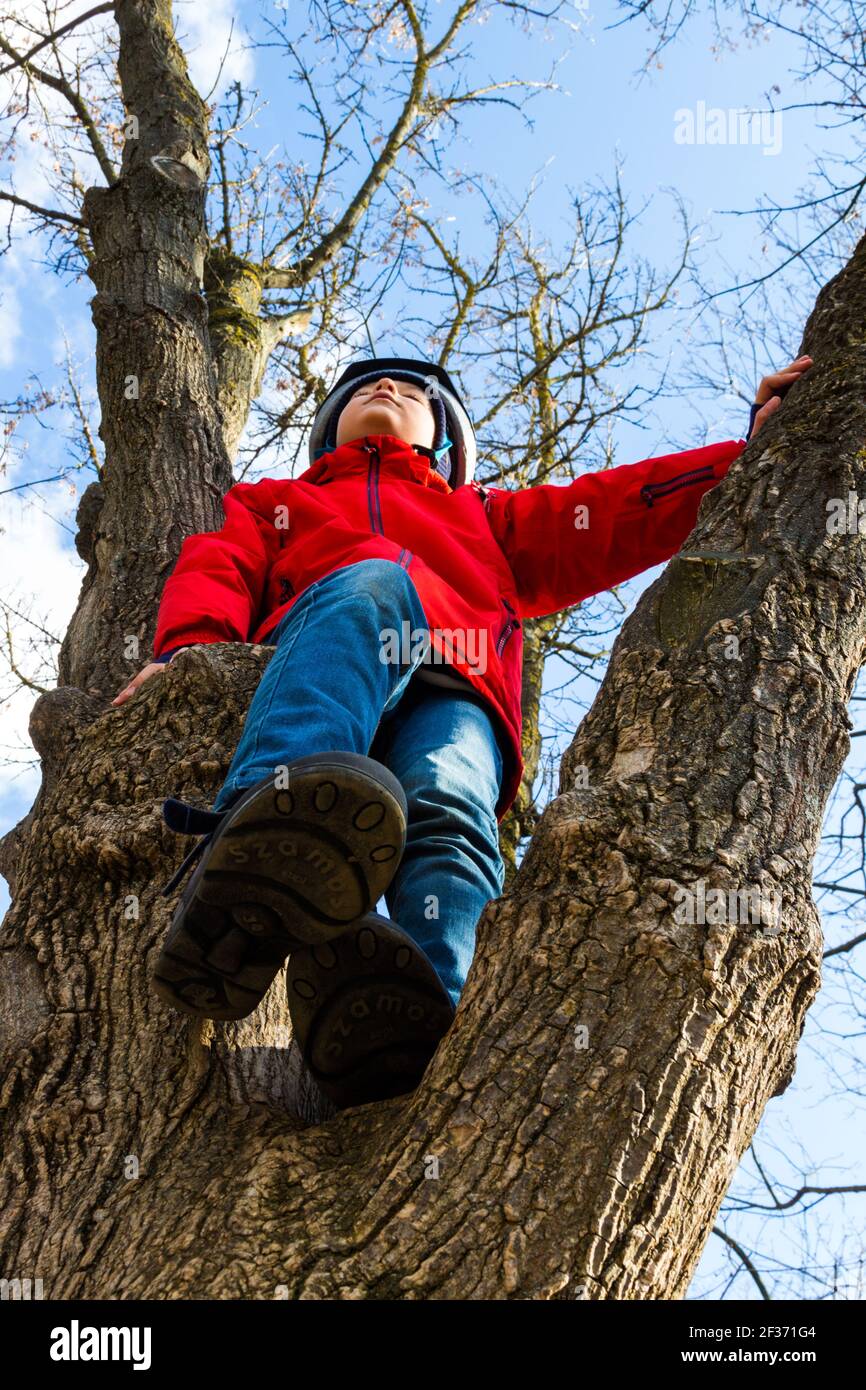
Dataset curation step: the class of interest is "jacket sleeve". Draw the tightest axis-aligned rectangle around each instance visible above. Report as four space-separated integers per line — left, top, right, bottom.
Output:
483 439 746 619
152 480 283 659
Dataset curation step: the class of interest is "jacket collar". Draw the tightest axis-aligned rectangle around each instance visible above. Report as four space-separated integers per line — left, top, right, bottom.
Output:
296 434 452 494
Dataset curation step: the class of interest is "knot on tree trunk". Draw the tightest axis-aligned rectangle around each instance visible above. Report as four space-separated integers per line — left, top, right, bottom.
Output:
0 817 34 896
29 685 104 785
74 480 105 564
0 946 50 1066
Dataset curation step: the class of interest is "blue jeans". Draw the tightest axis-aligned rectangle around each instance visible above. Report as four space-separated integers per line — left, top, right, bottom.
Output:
212 559 506 1007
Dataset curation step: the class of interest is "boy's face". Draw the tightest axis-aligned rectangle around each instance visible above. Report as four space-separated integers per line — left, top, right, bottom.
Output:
336 376 436 449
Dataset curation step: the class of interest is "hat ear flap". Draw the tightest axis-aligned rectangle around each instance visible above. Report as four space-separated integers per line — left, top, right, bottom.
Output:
433 434 453 480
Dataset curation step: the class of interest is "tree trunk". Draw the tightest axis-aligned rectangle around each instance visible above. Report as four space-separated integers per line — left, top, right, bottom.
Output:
2 0 864 1300
204 250 281 463
499 614 551 880
58 0 231 698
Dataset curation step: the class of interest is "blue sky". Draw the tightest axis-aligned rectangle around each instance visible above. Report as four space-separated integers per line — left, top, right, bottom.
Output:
0 0 862 1297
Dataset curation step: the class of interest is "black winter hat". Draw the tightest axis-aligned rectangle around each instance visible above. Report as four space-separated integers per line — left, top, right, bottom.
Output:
322 369 450 478
308 357 477 487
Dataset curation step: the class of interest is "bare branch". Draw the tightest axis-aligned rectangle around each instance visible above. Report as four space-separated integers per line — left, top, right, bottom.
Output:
0 189 85 227
0 26 117 185
712 1227 773 1300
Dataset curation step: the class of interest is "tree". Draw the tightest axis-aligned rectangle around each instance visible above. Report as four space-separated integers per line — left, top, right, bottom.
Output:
1 0 864 1299
0 0 687 873
610 0 866 1296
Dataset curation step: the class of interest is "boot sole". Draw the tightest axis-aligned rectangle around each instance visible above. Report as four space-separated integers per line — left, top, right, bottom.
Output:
152 754 408 1020
287 913 455 1109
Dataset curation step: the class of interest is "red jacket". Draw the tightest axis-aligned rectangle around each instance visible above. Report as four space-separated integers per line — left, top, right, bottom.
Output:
153 432 746 819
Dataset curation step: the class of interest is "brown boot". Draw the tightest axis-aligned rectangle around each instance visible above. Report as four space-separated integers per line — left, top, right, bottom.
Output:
286 913 455 1109
152 753 407 1021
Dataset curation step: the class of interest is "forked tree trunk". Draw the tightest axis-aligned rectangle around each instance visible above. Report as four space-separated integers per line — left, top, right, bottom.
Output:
499 613 552 879
1 0 864 1299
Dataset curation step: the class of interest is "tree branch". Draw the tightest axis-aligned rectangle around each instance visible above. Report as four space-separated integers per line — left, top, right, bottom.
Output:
712 1228 773 1300
0 29 117 185
0 190 85 227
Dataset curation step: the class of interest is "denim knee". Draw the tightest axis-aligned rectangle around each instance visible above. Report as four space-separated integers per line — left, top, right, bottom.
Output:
269 558 426 649
330 557 420 599
317 558 426 632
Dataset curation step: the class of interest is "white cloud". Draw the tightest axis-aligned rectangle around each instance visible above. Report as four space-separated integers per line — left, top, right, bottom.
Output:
174 0 254 97
0 283 23 369
0 0 251 215
0 1 115 203
0 484 82 909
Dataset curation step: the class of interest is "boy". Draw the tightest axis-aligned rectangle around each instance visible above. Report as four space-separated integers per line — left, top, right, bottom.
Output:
113 352 811 1109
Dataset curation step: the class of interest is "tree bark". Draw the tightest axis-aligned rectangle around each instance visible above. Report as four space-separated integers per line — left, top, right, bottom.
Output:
58 0 231 698
499 614 552 879
203 251 304 464
2 0 865 1300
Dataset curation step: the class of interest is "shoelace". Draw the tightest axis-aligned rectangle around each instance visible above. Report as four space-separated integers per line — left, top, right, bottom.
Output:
159 796 227 898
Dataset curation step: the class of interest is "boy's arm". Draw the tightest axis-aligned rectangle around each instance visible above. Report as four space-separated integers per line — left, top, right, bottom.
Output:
482 439 746 620
152 480 283 659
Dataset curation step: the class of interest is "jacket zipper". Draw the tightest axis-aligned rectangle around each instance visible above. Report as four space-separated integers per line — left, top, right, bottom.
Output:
364 440 384 533
640 464 715 508
496 598 520 657
363 442 412 569
496 621 518 657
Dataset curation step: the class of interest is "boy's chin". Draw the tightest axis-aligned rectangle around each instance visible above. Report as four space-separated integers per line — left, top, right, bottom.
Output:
343 424 410 445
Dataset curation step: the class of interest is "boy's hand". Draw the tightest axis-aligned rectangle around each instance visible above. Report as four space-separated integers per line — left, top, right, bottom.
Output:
111 648 192 707
749 354 813 438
